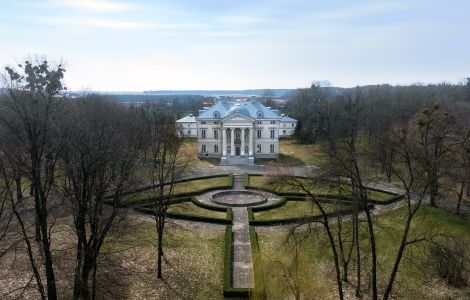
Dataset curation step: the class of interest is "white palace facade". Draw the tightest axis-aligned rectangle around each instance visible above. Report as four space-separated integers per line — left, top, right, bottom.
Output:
195 100 282 164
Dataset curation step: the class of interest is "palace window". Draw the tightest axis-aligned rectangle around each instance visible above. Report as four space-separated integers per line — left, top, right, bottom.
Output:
270 144 275 153
213 111 220 118
257 129 262 139
270 121 276 124
256 144 261 153
257 121 262 124
214 144 219 153
257 111 263 118
201 129 206 139
270 129 275 139
214 129 219 139
201 121 206 125
201 144 206 153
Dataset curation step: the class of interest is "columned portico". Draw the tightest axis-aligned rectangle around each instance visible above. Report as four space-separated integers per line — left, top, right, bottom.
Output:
221 126 254 161
241 128 245 156
230 128 235 156
249 128 253 156
222 128 227 156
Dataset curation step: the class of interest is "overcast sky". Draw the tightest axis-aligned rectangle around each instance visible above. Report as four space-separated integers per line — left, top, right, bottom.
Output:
1 0 469 91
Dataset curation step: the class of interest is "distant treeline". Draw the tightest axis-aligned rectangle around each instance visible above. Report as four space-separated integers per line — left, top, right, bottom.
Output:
285 82 470 143
142 89 293 97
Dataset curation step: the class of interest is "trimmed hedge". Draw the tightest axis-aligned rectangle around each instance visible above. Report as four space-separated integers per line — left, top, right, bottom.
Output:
167 211 230 224
133 206 231 224
111 174 230 199
250 196 288 212
134 198 233 224
189 196 227 212
246 174 403 204
126 174 233 208
249 226 266 298
249 204 374 226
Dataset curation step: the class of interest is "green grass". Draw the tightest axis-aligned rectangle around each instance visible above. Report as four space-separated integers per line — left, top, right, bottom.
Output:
167 201 226 219
123 176 229 204
249 175 397 202
254 200 340 221
262 139 328 166
254 205 470 299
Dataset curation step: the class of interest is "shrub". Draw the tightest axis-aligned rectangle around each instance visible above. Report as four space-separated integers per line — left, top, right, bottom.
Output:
430 237 470 287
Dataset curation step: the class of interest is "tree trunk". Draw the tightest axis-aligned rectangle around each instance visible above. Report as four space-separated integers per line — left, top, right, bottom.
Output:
34 189 41 242
354 211 361 297
455 181 465 215
323 221 344 300
40 205 58 300
429 174 438 207
157 216 164 279
383 215 412 299
15 174 22 201
364 206 378 300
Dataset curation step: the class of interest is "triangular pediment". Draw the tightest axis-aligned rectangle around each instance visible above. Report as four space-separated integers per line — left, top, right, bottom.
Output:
222 112 254 122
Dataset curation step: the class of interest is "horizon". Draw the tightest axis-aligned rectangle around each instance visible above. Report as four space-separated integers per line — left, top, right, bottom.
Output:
1 0 470 91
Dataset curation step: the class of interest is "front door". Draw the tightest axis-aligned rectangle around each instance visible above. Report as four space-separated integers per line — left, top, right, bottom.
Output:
235 147 240 156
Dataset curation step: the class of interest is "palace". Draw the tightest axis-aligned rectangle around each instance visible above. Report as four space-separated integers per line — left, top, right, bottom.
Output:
194 100 285 165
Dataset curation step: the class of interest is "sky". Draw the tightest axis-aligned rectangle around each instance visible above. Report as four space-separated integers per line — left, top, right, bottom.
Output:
1 0 469 91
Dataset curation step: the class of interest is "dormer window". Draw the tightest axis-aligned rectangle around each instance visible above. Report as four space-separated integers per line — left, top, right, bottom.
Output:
213 111 220 118
257 111 263 118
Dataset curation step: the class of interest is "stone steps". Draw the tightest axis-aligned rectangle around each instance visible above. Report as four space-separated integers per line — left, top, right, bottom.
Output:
232 174 245 190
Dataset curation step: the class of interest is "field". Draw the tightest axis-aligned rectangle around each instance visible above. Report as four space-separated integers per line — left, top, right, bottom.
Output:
254 205 470 299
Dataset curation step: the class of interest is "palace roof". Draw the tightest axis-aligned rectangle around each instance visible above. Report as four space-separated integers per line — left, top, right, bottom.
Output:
197 100 281 120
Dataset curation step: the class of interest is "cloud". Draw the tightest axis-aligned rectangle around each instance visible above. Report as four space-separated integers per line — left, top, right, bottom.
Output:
49 0 141 12
317 1 414 20
39 17 200 30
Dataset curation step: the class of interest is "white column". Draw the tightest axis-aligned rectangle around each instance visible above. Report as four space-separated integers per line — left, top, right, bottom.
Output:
249 127 253 156
230 128 235 156
241 128 245 156
222 127 227 156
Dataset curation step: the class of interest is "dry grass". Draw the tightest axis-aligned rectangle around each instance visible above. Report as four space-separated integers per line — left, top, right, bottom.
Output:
0 209 225 300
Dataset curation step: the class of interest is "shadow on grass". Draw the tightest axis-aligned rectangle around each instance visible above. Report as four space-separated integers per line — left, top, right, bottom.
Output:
259 154 306 167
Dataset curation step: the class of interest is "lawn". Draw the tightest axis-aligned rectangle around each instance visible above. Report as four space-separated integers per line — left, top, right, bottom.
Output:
102 217 225 299
123 176 230 204
253 205 470 299
182 138 219 168
260 139 327 166
249 175 397 202
254 200 342 221
167 201 226 219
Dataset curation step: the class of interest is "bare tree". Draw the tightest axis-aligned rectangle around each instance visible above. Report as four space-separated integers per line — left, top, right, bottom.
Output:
0 60 66 300
412 103 455 207
143 105 190 279
0 155 14 259
60 96 142 299
381 123 431 299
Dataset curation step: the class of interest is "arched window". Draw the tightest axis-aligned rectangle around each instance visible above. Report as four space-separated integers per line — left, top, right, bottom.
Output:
213 111 220 118
257 111 263 118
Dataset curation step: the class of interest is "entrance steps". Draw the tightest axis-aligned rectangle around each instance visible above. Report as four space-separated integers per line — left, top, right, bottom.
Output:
220 156 254 166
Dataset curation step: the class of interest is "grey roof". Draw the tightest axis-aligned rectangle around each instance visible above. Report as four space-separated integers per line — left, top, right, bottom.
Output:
176 115 197 123
281 115 297 122
196 100 281 120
